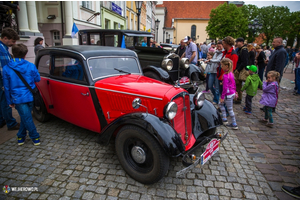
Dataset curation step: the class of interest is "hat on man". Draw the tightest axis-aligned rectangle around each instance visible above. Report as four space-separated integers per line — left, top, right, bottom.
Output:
183 36 191 42
246 65 257 73
235 37 245 43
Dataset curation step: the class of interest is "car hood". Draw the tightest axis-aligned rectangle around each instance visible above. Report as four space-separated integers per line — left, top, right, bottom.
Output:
94 74 183 99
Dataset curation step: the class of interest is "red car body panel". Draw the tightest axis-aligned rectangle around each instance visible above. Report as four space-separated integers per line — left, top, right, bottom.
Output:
94 74 186 122
37 77 101 133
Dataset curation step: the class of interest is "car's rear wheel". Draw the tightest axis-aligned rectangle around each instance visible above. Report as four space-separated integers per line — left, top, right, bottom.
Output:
115 125 169 184
144 71 162 81
33 97 51 122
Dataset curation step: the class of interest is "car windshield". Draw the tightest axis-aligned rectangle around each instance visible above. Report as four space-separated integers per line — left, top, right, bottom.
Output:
88 57 141 80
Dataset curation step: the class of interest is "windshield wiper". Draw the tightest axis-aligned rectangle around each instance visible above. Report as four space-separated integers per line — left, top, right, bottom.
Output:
114 68 131 75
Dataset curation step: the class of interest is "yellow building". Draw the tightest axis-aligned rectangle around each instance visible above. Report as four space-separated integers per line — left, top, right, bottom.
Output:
126 1 137 30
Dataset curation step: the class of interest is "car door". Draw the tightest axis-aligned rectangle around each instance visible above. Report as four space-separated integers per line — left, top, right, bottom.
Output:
49 53 101 133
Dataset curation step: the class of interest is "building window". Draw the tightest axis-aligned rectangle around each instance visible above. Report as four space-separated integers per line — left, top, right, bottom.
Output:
105 19 110 29
191 25 196 41
82 1 92 10
52 31 61 46
130 19 133 30
126 16 128 29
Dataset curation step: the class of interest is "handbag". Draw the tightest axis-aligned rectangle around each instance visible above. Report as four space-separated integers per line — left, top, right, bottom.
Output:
12 69 42 108
235 68 249 81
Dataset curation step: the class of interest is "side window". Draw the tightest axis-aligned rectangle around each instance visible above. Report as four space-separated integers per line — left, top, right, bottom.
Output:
52 56 85 82
37 55 50 76
104 34 118 47
90 33 100 45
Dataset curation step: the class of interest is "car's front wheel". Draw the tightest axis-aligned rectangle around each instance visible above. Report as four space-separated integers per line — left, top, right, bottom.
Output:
115 125 170 184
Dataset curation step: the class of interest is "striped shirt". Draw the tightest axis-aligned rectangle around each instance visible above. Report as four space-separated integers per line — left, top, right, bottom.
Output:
0 41 12 79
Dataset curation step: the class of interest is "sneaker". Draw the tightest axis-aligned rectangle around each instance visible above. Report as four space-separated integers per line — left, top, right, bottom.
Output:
259 118 268 123
245 111 252 115
293 93 300 96
0 121 6 128
222 118 228 125
18 137 26 146
266 122 274 128
243 107 246 111
260 107 264 111
32 138 40 146
281 185 300 199
226 123 238 130
8 123 20 131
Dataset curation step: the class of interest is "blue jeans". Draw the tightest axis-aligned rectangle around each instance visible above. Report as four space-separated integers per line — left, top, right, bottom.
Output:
0 79 17 128
15 102 39 139
258 66 265 82
296 68 300 94
202 53 207 59
208 73 219 104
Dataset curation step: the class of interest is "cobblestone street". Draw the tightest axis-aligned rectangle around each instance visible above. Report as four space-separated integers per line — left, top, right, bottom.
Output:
0 76 299 200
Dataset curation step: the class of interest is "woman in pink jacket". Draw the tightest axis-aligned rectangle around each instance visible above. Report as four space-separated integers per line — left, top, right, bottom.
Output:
219 58 238 130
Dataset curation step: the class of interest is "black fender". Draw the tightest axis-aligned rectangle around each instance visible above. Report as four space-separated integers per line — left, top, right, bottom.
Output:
189 96 223 139
98 113 185 157
143 65 171 82
185 64 204 81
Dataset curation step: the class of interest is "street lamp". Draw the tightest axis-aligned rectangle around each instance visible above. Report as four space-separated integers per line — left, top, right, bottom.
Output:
248 18 262 43
135 1 142 31
155 19 160 42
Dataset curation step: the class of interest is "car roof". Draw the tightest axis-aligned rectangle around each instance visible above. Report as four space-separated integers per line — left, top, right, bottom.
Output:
40 45 138 59
79 29 153 37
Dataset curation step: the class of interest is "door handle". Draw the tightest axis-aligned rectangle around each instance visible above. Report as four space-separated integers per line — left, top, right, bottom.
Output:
81 92 89 96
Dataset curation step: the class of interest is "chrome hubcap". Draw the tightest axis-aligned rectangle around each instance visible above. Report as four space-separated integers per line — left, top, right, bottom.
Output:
131 146 146 164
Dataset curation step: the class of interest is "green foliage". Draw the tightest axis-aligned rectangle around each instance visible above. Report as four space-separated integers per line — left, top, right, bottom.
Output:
286 11 300 48
206 3 248 40
207 3 298 47
240 4 259 42
257 5 291 45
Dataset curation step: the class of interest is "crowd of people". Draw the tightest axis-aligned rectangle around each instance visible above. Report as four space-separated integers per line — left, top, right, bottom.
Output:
175 35 300 130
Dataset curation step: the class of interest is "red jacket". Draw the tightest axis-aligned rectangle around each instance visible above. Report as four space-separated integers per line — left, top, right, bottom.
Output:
217 47 238 80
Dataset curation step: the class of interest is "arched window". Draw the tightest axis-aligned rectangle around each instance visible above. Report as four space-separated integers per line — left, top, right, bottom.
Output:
191 25 196 41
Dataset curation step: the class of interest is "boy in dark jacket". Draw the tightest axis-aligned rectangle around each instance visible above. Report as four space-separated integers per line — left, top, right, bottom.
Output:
241 65 262 114
3 44 41 145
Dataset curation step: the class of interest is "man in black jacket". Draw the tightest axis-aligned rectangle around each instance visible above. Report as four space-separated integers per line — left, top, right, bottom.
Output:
234 37 249 104
175 39 186 58
265 37 287 82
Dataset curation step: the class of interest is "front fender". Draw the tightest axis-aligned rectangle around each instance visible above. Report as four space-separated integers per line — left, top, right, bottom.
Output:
143 65 171 81
185 64 204 81
98 113 185 157
191 99 223 139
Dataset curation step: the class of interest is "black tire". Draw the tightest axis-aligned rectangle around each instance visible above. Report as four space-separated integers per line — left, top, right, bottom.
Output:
144 71 162 81
33 98 51 122
115 125 170 184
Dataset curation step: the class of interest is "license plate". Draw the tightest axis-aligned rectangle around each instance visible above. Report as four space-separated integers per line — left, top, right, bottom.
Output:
176 132 227 178
200 139 220 165
179 76 190 85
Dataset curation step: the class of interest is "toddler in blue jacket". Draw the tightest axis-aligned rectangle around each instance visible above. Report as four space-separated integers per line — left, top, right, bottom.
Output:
3 43 41 145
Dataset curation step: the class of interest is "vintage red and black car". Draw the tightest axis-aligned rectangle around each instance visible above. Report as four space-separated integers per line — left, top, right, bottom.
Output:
34 45 226 184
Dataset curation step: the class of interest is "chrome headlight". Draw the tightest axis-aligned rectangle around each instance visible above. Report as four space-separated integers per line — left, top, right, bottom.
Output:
164 102 178 120
180 58 189 69
161 59 173 71
193 91 205 109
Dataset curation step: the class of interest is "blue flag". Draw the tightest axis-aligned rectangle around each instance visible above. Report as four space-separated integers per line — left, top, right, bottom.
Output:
71 23 79 38
121 35 126 49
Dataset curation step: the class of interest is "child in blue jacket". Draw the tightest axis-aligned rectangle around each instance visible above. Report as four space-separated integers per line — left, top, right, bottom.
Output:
3 44 41 145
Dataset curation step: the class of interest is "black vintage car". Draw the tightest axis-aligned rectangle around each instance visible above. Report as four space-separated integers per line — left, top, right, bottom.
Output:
78 29 204 93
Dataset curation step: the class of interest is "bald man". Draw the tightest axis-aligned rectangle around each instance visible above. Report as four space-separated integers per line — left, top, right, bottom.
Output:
265 37 287 82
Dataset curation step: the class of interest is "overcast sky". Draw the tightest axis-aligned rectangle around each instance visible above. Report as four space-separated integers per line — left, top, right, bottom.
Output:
244 1 300 12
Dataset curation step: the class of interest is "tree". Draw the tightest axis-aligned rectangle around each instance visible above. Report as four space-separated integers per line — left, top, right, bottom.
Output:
286 11 300 48
206 3 248 40
240 4 259 43
257 5 291 45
